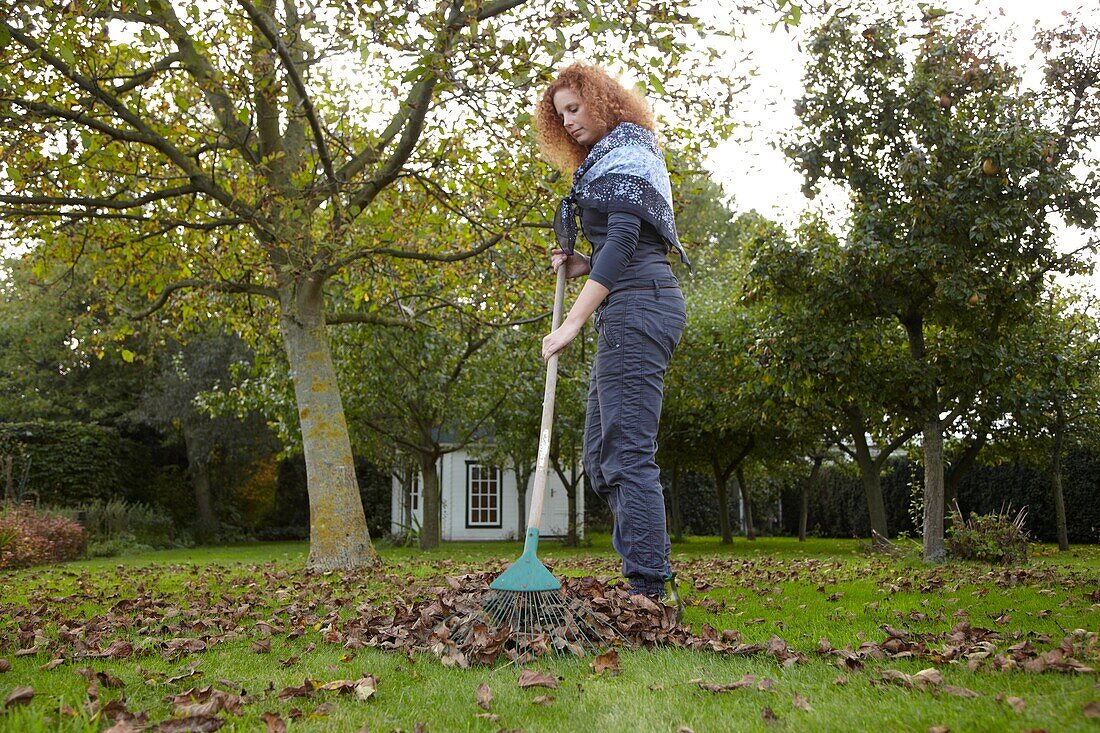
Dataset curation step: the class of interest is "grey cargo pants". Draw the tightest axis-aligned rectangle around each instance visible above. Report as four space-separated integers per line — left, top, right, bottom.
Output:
584 284 686 597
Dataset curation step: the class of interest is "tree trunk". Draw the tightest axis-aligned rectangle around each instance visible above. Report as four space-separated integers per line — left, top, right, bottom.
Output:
415 450 442 550
550 452 581 547
1052 407 1069 552
400 462 414 532
799 455 822 542
711 458 733 545
851 433 889 539
921 413 946 563
279 280 377 570
736 466 756 540
513 457 531 539
945 435 986 519
181 426 217 542
566 476 578 547
669 462 683 543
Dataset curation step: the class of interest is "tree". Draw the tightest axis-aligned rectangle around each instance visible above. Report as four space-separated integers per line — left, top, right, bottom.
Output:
0 1 749 568
785 7 1100 561
751 216 921 542
0 256 148 424
987 292 1100 551
133 330 274 540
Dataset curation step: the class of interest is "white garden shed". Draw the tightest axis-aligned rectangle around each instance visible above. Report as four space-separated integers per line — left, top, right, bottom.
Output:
390 448 584 541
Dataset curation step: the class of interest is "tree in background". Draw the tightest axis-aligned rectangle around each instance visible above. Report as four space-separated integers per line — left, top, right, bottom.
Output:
752 218 921 542
785 7 1100 561
0 257 147 425
0 1 748 569
133 331 275 541
985 291 1100 551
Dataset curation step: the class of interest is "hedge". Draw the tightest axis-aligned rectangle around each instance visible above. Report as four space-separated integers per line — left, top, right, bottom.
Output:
779 447 1100 543
0 421 127 505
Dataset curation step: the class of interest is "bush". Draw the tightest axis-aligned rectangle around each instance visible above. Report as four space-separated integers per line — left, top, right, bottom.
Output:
0 503 86 569
51 498 185 556
946 501 1030 564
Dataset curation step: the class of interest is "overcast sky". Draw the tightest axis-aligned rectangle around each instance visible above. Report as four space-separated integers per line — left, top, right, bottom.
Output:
700 0 1100 294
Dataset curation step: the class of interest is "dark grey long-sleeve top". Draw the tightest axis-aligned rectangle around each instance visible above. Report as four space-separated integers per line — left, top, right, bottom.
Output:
581 208 680 292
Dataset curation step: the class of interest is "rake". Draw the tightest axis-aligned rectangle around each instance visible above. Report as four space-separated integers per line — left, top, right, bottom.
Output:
476 264 617 653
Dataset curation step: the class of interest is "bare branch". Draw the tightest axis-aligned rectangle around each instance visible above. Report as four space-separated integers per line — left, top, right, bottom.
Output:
1 28 263 227
151 5 259 162
342 1 529 212
347 231 504 267
324 311 415 327
237 0 337 187
0 186 198 210
128 278 278 319
110 53 183 95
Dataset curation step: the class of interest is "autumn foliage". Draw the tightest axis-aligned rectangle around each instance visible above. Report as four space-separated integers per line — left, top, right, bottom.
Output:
0 503 86 570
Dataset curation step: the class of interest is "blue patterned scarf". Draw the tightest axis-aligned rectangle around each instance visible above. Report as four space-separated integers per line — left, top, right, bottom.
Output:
553 122 690 267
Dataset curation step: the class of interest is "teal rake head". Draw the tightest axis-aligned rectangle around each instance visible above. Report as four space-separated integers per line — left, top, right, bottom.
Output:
489 528 559 592
463 527 616 654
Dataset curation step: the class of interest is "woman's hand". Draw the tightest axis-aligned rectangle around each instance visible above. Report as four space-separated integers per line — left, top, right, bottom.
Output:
551 248 591 279
542 319 582 361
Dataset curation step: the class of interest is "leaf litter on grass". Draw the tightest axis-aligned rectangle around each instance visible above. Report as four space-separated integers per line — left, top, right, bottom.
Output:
2 552 1098 729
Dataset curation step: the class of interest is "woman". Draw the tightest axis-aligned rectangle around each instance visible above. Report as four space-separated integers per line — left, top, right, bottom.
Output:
535 63 688 601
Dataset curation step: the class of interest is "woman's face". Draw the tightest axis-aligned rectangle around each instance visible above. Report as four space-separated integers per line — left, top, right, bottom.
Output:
552 87 607 147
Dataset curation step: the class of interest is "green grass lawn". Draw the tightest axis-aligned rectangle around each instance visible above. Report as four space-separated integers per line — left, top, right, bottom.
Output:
1 536 1097 732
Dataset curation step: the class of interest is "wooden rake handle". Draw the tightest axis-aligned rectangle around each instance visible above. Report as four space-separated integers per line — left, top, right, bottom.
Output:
526 264 568 532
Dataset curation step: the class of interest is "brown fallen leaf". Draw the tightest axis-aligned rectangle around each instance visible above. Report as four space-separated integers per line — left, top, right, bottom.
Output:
153 714 225 732
792 692 812 711
833 675 849 686
676 727 695 733
318 679 359 693
260 712 287 733
762 707 780 725
878 668 942 690
4 685 34 708
0 659 9 673
277 679 317 700
355 676 378 702
474 712 500 723
697 675 756 693
532 694 555 706
103 721 146 733
943 685 979 699
251 639 271 654
927 727 949 733
99 641 135 659
1084 701 1100 719
476 682 492 711
591 648 622 676
413 723 426 733
166 667 201 685
517 669 558 689
996 694 1026 713
311 701 336 716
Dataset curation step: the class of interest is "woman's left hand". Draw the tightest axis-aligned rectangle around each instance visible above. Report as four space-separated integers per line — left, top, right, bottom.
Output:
542 320 582 361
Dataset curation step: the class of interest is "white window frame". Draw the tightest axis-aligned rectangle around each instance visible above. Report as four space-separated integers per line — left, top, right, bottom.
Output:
466 462 502 528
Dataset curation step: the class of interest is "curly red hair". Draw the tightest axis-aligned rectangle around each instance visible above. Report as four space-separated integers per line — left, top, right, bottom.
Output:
534 63 657 172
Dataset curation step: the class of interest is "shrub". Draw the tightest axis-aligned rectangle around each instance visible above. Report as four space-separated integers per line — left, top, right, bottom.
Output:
0 503 86 570
51 498 186 556
946 501 1030 565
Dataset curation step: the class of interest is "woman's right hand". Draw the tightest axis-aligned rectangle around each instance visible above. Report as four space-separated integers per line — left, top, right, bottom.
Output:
551 248 591 279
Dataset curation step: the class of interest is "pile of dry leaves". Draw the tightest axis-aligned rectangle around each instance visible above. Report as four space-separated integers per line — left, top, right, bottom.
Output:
335 571 794 667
